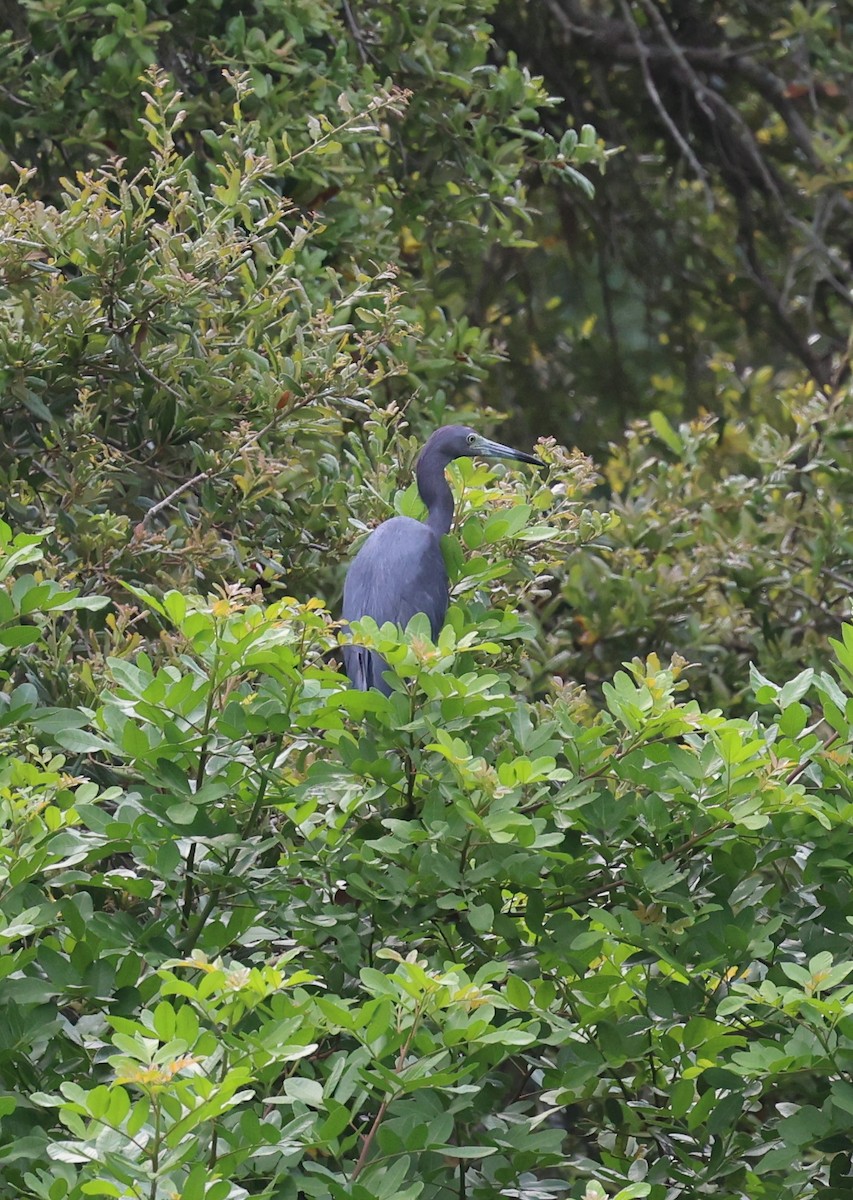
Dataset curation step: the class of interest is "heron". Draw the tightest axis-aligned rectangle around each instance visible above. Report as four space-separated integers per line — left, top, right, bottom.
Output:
342 425 544 694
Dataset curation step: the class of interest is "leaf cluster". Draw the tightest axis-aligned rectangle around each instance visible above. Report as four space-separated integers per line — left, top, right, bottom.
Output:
2 528 853 1197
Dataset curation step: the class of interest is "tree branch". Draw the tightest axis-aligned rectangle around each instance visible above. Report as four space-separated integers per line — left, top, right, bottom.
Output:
139 416 278 528
617 0 714 210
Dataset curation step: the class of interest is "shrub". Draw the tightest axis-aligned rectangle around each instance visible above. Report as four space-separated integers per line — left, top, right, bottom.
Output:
2 521 853 1197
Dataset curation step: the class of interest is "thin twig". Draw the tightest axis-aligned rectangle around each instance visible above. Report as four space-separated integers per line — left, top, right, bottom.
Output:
635 0 714 121
352 1018 421 1180
141 416 278 527
128 344 186 406
341 0 378 66
618 0 714 211
513 820 734 915
785 730 839 788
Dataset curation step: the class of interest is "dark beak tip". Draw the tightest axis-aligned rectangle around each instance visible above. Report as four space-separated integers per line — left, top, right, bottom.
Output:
476 437 546 468
510 453 544 469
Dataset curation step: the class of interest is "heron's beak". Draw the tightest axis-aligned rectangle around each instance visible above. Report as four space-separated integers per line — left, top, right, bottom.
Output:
471 435 545 467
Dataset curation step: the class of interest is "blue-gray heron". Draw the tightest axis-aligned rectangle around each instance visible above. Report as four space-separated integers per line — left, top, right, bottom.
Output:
342 425 544 693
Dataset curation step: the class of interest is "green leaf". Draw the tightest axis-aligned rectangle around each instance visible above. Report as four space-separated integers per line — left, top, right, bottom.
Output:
481 504 531 542
31 707 91 733
468 902 494 932
119 582 167 616
81 1182 123 1197
0 625 42 648
166 802 198 824
0 544 44 581
778 669 814 708
61 595 111 611
649 410 683 455
163 591 187 624
431 1145 498 1158
505 974 531 1010
779 702 808 738
53 729 118 754
92 33 121 60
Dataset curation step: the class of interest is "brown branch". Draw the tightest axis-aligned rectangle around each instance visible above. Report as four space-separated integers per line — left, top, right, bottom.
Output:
541 0 833 180
352 1019 420 1180
506 1 850 382
661 821 732 863
627 0 782 203
340 0 378 67
140 416 278 527
128 344 186 407
724 56 822 171
786 730 839 788
501 820 737 918
734 194 832 385
634 0 714 123
617 0 714 210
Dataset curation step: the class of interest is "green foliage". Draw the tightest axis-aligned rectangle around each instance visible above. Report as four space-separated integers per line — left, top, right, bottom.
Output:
0 31 604 596
535 383 853 707
4 0 848 719
1 2 852 1195
2 523 853 1198
1 66 413 588
487 0 853 447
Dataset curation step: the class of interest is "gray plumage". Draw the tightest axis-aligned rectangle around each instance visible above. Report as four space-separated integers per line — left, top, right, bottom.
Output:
342 425 543 694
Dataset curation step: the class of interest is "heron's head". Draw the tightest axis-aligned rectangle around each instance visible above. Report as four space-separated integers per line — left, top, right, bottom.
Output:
425 425 544 467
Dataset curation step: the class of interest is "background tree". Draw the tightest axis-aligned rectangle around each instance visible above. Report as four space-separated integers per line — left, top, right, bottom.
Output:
488 0 852 444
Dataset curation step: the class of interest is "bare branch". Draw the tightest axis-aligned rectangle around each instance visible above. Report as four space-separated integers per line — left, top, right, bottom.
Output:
140 416 278 527
618 0 715 210
127 344 186 407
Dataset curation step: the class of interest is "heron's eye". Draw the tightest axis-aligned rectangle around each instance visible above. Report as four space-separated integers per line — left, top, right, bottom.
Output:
467 433 476 444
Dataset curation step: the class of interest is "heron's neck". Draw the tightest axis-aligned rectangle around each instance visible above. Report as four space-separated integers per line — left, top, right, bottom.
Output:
416 447 454 536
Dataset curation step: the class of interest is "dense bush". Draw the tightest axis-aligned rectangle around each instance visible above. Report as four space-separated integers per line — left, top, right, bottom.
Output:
2 522 853 1198
0 50 606 596
535 384 853 709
